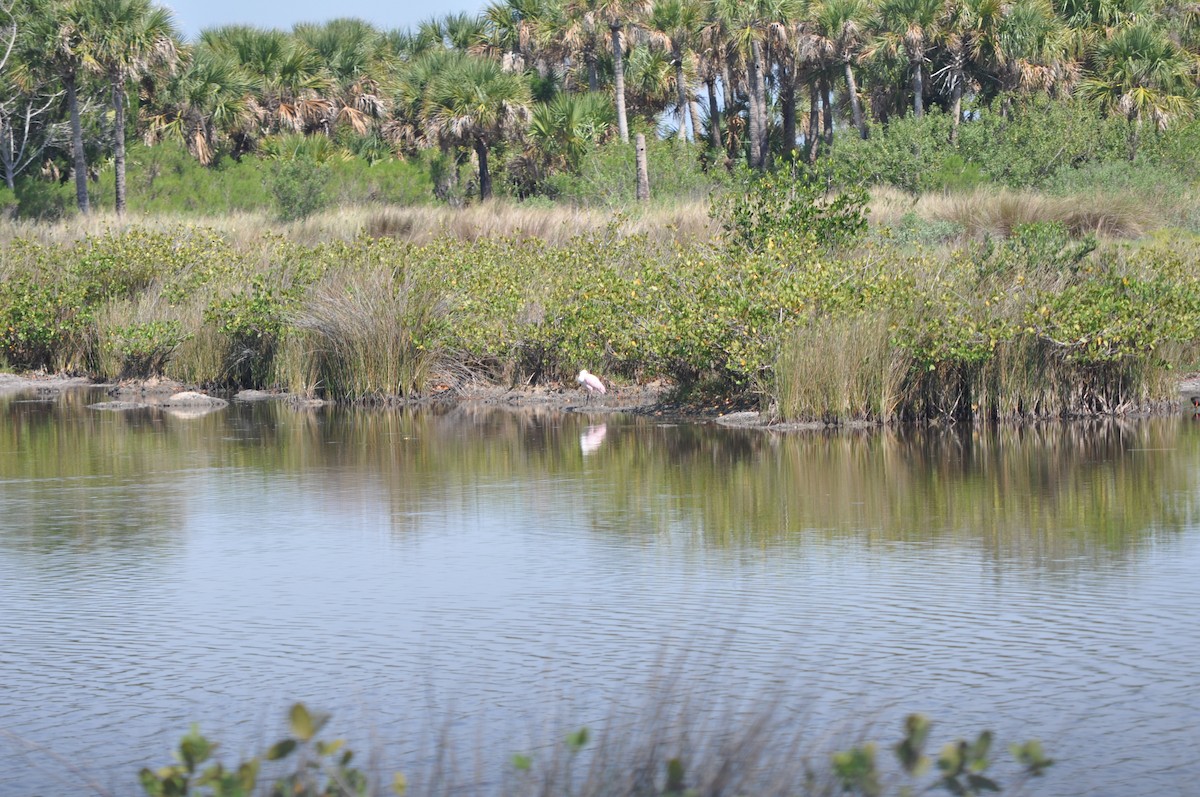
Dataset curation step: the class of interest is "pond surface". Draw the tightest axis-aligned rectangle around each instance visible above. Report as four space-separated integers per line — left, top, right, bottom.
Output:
1 386 1198 796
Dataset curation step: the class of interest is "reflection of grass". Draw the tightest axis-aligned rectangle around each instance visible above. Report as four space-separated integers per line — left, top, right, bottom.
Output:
3 392 1192 565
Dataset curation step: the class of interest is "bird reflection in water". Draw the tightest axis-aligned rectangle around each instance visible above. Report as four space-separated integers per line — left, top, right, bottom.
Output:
580 423 607 455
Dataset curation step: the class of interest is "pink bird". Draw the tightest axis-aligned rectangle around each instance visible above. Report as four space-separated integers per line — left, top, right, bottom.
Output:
576 369 606 402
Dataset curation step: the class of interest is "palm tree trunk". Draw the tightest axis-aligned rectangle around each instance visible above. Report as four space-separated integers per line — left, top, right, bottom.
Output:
113 78 128 215
674 53 689 141
66 72 89 214
688 97 704 146
1127 117 1140 162
746 52 763 168
781 66 797 161
845 60 867 139
749 38 768 169
475 140 492 200
910 53 925 118
611 21 629 143
706 79 721 150
821 74 833 145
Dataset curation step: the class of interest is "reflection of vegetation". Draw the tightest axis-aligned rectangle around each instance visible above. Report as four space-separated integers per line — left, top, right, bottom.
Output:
2 388 1196 568
140 702 1052 797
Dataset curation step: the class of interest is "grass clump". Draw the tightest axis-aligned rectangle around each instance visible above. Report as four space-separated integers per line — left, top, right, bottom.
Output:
290 265 450 401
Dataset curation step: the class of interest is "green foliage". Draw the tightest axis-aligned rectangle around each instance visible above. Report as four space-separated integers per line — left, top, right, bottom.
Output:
269 155 332 222
106 320 190 378
3 217 1199 417
139 724 259 797
0 273 88 371
545 138 728 206
832 743 881 797
141 705 378 797
714 163 869 254
976 222 1097 279
828 715 1048 797
831 102 1132 195
12 175 76 221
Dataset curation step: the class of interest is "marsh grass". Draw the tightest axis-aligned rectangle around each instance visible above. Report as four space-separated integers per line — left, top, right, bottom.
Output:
773 313 910 423
289 267 450 401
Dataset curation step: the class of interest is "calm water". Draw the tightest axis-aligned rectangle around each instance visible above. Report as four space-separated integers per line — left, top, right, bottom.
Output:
1 386 1199 796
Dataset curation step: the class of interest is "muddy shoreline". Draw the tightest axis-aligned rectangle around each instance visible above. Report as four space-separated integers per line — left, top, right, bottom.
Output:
4 371 1200 428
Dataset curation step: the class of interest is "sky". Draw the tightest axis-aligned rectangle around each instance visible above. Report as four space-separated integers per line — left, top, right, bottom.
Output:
161 0 483 40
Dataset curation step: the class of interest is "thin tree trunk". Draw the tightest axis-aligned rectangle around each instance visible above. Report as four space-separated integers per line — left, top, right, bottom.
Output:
706 79 721 150
611 22 629 143
113 78 127 215
66 72 89 214
750 38 768 169
720 57 734 112
821 74 833 145
910 53 925 118
635 132 649 200
1127 117 1139 161
720 58 737 158
674 52 689 141
1 121 14 189
781 65 797 162
475 140 491 200
949 54 964 145
845 60 867 139
807 78 820 163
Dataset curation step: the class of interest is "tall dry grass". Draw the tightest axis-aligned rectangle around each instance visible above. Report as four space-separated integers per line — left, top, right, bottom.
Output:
286 267 451 401
0 201 717 249
870 186 1150 239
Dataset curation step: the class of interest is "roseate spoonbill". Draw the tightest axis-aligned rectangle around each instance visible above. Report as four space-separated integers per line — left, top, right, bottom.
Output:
576 369 606 402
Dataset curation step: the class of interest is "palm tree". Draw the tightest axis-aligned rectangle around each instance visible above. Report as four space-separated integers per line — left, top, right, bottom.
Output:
570 0 650 142
423 55 531 199
811 0 873 140
870 0 943 117
84 0 178 214
144 46 257 164
645 0 705 141
528 90 615 171
294 19 393 136
712 0 774 168
622 37 678 121
937 0 1003 143
1079 22 1197 159
994 0 1073 113
201 26 331 134
22 0 90 211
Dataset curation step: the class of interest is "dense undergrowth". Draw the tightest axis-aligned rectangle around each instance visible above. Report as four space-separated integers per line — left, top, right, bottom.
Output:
2 162 1199 423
